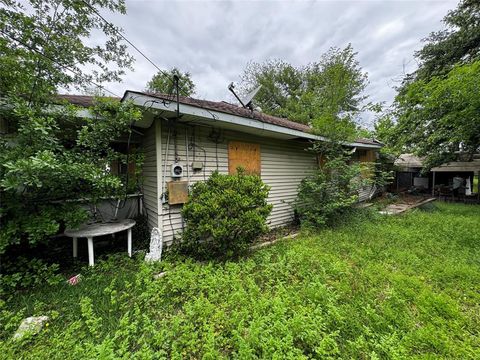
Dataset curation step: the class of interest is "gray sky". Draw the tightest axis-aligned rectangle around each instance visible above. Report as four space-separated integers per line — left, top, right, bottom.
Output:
104 0 458 126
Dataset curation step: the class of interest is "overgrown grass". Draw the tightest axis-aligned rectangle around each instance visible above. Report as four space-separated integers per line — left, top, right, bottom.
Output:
1 203 479 358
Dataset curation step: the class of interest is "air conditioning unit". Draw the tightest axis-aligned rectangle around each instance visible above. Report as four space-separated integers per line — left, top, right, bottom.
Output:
171 163 184 178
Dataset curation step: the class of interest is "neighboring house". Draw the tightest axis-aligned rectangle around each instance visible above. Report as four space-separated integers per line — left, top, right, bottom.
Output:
61 92 383 245
394 153 480 199
394 154 428 191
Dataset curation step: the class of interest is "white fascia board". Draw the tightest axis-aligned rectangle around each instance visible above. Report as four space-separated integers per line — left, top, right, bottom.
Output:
122 92 383 149
349 141 383 149
0 101 94 119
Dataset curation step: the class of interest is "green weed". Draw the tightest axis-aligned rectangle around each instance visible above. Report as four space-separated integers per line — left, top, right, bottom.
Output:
1 203 479 358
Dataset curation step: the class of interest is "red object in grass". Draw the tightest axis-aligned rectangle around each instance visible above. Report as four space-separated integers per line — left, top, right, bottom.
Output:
67 274 82 285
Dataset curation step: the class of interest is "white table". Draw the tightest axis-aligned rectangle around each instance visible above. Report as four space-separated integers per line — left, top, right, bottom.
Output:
65 219 136 266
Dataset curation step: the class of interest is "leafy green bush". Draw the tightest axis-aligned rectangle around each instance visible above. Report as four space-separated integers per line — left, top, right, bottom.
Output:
0 98 142 254
295 155 367 228
180 169 272 258
0 257 63 298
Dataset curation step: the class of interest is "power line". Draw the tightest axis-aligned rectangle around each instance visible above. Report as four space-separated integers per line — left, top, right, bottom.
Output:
1 30 120 97
80 0 191 96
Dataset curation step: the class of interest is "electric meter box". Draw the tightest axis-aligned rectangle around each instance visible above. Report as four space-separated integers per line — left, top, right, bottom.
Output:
171 163 184 178
192 161 203 171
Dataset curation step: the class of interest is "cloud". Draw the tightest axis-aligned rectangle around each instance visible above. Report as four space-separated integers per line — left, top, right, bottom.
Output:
98 0 458 126
374 19 405 39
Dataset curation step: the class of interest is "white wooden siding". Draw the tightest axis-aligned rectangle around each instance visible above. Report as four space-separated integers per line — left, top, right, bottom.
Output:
140 124 158 229
157 121 318 244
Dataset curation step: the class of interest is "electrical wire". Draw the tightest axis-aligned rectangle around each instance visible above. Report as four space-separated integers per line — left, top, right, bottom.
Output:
162 126 171 204
208 128 223 171
80 0 192 96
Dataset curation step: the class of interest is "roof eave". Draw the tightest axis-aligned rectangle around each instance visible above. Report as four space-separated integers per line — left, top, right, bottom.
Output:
123 91 325 141
122 91 382 149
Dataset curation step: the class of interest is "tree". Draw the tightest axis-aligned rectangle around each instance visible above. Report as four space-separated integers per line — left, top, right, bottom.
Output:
382 0 480 169
0 99 142 253
414 0 480 81
146 67 196 96
392 61 480 169
240 45 371 141
307 45 370 141
239 60 304 120
0 0 141 255
0 0 134 103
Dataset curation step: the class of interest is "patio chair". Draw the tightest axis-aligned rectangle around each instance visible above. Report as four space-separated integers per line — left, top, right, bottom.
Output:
438 186 453 202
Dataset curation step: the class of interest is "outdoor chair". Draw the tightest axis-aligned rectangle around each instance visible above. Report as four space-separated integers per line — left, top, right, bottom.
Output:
438 186 453 202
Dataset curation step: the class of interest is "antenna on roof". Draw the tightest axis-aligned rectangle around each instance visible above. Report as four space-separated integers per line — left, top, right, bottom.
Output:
228 82 261 111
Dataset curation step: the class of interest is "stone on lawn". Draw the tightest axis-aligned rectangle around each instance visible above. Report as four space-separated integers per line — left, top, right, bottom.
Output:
13 316 49 341
153 272 167 279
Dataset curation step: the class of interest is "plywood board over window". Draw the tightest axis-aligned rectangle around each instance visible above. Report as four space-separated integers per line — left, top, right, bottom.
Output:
359 149 376 163
358 149 376 178
228 141 261 175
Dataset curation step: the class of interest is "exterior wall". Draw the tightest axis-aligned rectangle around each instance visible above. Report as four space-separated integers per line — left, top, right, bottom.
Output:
141 119 381 244
157 121 318 245
140 123 159 229
356 149 378 202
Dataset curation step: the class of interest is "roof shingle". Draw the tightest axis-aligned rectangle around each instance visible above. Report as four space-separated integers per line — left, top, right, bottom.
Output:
137 91 311 133
58 92 382 147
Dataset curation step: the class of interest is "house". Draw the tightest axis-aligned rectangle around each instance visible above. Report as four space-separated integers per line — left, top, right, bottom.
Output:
394 154 428 191
394 153 480 200
61 92 383 245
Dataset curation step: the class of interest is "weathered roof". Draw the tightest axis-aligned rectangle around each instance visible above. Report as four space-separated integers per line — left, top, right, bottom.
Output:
58 92 382 148
394 154 424 168
431 159 480 172
131 91 311 133
354 138 384 146
56 94 119 107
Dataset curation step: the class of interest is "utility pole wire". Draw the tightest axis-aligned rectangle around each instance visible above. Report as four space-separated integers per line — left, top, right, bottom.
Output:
80 0 191 96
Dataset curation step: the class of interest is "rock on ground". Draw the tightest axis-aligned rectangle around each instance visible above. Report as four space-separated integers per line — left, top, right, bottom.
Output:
13 316 49 341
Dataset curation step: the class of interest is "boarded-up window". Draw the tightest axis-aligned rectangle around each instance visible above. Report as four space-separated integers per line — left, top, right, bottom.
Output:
356 149 376 178
358 149 376 163
228 141 261 175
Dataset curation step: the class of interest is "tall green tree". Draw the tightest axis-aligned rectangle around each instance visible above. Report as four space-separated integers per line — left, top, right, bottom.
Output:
239 45 371 141
0 0 141 254
146 67 196 96
382 0 480 169
0 0 134 103
393 61 480 169
239 59 303 120
414 0 480 81
306 45 369 141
